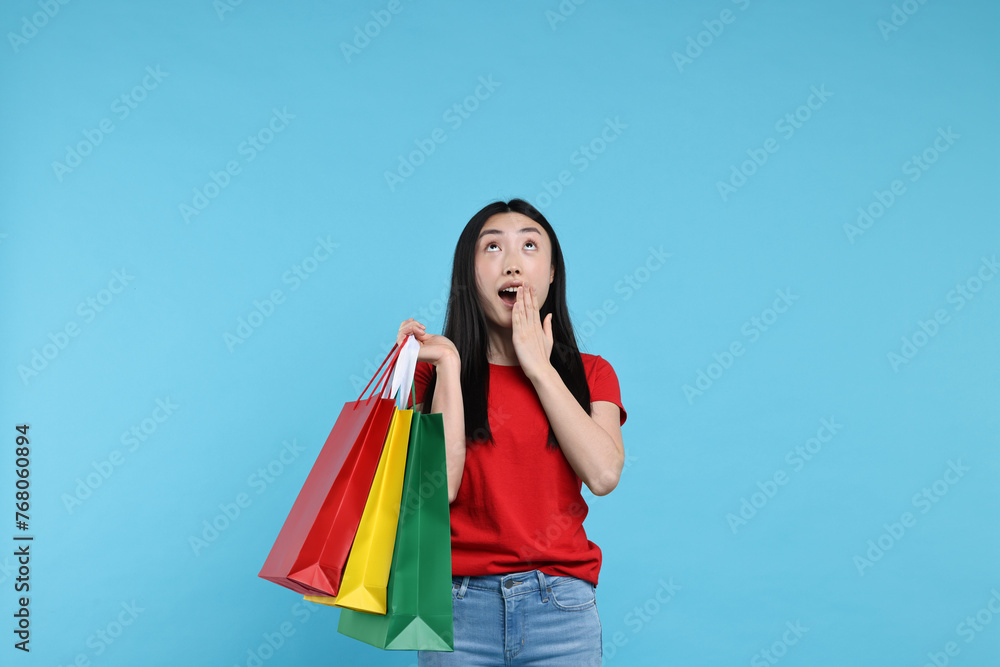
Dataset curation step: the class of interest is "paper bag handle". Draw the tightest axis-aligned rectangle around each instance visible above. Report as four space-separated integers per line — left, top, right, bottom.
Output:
354 340 405 406
382 335 420 409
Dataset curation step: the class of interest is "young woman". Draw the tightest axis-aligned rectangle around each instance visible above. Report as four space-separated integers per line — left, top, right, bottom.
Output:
395 198 627 666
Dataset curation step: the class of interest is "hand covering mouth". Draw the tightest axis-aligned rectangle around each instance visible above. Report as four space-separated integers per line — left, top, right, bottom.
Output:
497 280 523 305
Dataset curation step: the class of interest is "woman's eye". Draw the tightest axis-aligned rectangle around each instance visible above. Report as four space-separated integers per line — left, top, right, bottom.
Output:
485 240 537 251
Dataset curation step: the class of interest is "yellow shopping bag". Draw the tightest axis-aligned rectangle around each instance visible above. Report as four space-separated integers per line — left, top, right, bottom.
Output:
304 403 413 614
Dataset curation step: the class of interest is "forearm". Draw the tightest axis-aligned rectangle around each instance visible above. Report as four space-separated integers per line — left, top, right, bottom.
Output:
429 353 466 503
529 365 623 495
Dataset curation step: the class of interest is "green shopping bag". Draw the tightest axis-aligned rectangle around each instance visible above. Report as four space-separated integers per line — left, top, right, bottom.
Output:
336 401 454 651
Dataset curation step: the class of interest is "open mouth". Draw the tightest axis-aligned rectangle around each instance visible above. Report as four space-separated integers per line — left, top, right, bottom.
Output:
498 287 518 308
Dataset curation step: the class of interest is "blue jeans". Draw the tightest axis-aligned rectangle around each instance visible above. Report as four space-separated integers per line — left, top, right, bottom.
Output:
417 569 602 667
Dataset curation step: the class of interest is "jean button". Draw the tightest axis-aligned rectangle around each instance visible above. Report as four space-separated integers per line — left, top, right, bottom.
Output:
504 579 514 589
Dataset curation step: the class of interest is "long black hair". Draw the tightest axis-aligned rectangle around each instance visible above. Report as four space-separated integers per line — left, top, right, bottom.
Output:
419 198 591 450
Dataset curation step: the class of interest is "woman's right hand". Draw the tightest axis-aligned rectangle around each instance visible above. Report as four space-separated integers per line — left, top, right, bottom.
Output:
397 318 459 367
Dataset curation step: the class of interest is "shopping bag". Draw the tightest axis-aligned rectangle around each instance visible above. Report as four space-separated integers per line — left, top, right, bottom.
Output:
336 398 454 651
304 403 412 613
257 340 407 597
302 337 421 613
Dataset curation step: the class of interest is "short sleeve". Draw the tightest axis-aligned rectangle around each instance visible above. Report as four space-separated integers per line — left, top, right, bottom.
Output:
588 355 627 426
406 361 435 409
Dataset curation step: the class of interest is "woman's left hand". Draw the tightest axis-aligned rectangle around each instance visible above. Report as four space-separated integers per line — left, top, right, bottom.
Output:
512 282 554 381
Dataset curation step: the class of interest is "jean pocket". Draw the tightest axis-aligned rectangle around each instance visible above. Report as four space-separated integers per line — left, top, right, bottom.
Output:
547 578 597 611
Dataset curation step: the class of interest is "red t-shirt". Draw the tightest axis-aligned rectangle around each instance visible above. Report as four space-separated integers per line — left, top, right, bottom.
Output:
407 353 627 587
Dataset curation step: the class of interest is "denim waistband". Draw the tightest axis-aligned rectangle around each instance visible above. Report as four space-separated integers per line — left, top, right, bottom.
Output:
452 570 584 602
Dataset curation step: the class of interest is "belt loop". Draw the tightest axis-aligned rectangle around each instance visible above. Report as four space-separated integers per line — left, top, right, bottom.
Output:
457 576 470 599
536 570 548 602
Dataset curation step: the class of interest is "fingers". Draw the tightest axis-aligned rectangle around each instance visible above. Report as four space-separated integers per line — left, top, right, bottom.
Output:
397 319 427 347
527 285 538 324
519 284 539 326
514 284 530 327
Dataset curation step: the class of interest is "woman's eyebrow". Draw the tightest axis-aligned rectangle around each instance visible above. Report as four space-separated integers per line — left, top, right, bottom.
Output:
478 227 541 240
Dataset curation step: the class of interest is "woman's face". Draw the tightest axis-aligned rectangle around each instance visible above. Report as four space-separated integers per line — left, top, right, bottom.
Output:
474 212 555 328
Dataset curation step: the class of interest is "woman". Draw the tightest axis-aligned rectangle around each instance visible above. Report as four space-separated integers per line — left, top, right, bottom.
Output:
395 198 627 666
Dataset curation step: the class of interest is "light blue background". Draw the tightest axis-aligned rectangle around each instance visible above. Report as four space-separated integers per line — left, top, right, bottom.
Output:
2 1 998 665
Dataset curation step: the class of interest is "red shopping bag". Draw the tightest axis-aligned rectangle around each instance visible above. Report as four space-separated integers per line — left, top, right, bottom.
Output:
258 342 406 597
